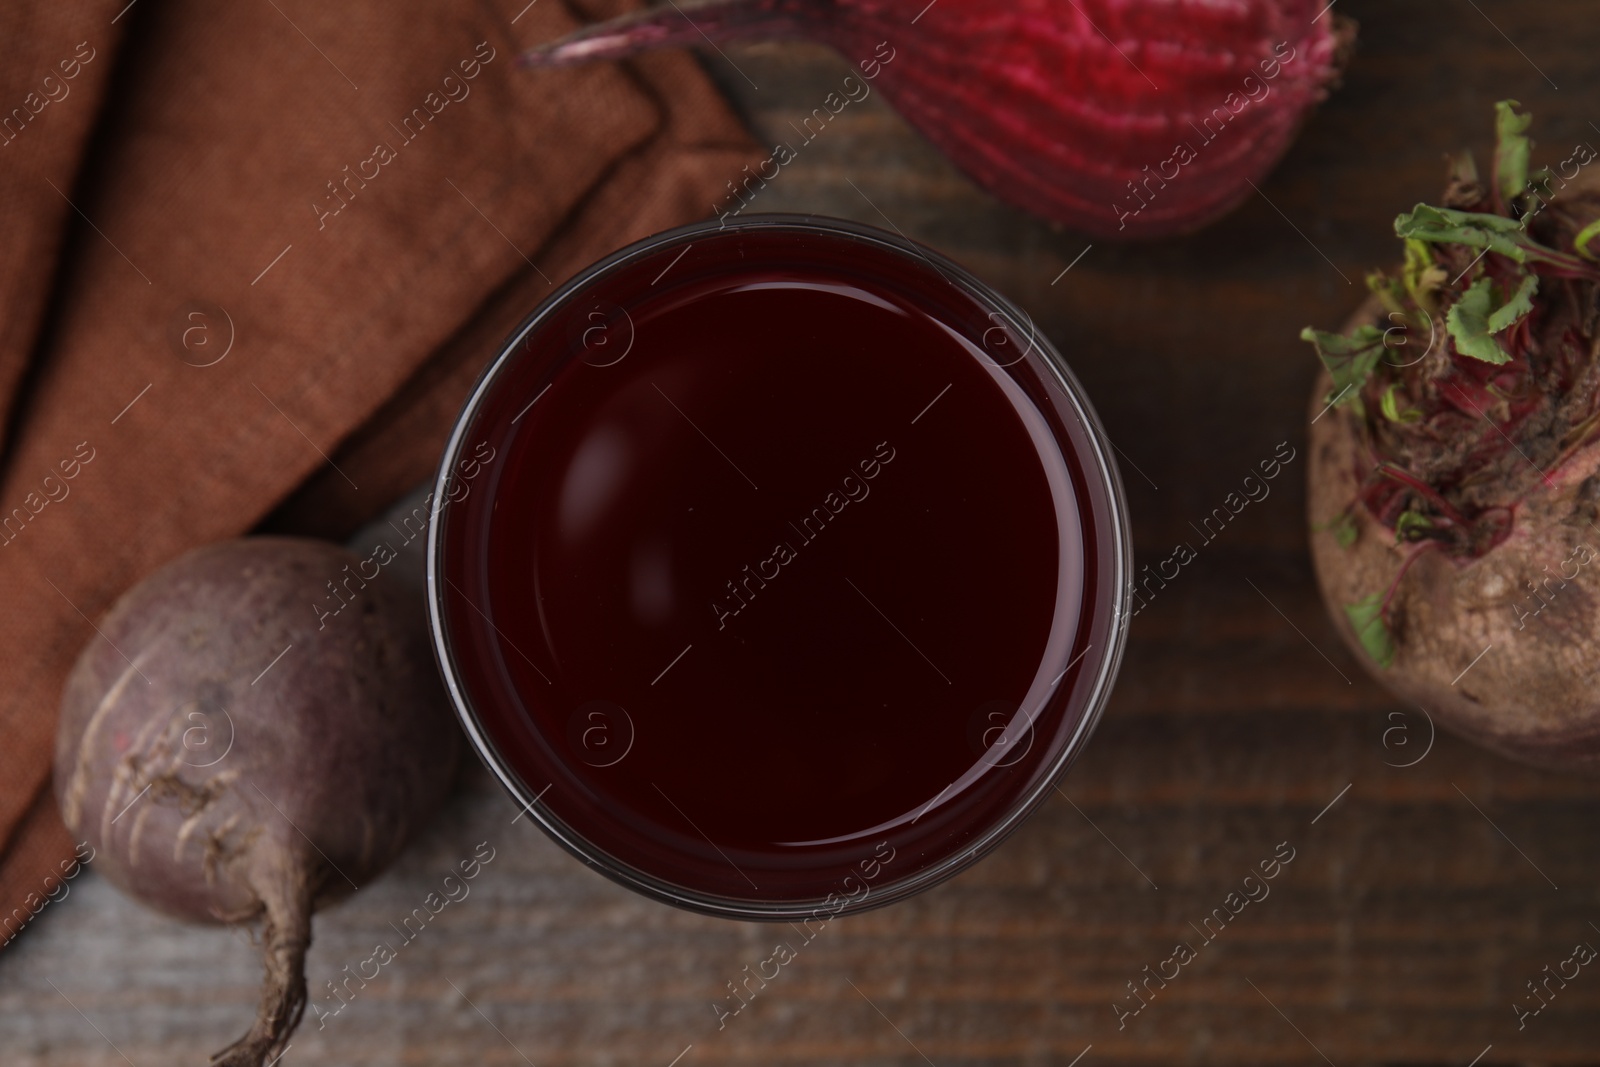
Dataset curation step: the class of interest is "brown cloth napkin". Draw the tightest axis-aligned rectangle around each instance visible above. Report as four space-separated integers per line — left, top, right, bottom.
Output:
0 0 758 951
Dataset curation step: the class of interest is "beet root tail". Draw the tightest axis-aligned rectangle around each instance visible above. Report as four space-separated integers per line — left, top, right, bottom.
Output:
210 855 316 1067
515 0 815 69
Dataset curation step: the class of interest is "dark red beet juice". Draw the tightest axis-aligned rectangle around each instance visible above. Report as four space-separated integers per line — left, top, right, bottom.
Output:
431 217 1129 917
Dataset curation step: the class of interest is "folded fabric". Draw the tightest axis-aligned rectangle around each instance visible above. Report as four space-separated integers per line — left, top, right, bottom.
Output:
0 0 758 951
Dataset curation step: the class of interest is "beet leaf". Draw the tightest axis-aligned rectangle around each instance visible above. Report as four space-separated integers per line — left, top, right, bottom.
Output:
1344 591 1396 669
1445 274 1538 364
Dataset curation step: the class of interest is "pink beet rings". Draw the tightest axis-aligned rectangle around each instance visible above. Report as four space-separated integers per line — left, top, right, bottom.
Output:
518 0 1352 238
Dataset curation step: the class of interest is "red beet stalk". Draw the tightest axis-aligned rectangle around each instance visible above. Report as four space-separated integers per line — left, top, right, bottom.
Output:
519 0 1353 239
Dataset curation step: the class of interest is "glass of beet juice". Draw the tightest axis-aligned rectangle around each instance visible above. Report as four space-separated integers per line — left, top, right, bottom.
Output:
427 215 1131 919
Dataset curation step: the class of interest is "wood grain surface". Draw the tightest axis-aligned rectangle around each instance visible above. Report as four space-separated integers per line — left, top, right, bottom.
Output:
5 1 1600 1064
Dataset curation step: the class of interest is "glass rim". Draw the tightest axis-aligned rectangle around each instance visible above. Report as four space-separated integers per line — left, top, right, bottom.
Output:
426 212 1134 921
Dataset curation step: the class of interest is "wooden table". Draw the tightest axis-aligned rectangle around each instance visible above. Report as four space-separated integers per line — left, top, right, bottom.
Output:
5 2 1600 1063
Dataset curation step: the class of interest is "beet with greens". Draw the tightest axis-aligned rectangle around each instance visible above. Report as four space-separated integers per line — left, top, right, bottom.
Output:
1304 103 1600 770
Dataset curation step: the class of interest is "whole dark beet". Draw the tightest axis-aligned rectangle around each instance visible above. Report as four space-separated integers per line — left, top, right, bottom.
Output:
53 537 459 1066
1304 104 1600 771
